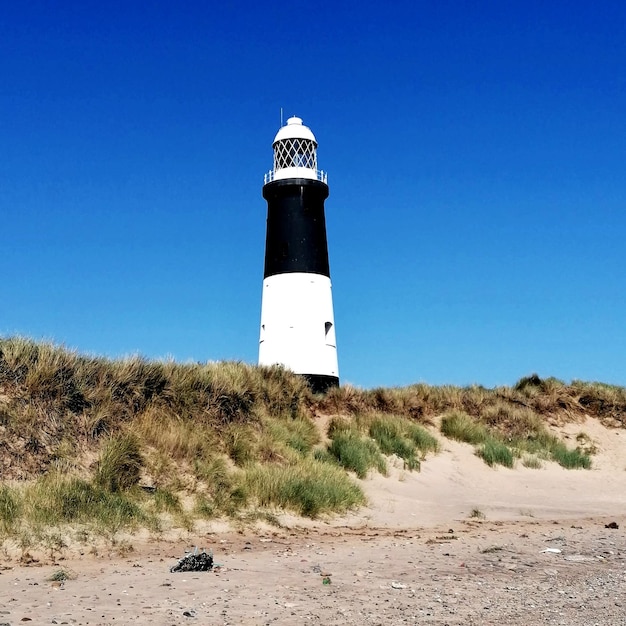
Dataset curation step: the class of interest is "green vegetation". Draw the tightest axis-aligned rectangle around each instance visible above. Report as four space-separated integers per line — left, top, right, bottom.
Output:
439 404 594 469
477 440 515 468
325 413 440 475
0 474 149 549
0 338 622 550
328 432 387 478
94 434 143 492
368 415 439 471
0 485 21 535
47 567 77 581
441 411 490 445
242 458 366 518
550 443 592 469
320 375 626 431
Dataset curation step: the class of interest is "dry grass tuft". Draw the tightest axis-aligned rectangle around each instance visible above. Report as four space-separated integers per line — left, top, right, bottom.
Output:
94 433 143 492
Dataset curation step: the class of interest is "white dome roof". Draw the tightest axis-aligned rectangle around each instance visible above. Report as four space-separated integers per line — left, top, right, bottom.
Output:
273 116 317 145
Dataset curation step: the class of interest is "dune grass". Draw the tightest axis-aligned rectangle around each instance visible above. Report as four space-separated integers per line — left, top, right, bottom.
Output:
521 455 543 469
0 337 619 546
325 413 440 474
328 432 388 478
242 458 365 518
368 417 422 471
1 475 148 540
550 443 592 469
477 440 515 468
441 411 490 445
440 408 593 469
94 434 143 492
369 414 440 454
0 485 21 535
441 411 515 469
319 374 626 431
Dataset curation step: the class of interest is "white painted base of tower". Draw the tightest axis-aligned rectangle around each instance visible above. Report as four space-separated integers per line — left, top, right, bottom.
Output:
259 273 338 378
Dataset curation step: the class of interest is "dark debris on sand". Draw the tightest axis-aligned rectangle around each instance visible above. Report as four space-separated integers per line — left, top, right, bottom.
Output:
170 548 214 573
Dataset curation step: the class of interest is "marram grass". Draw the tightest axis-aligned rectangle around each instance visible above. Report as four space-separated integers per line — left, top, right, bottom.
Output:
10 475 147 535
242 458 366 518
0 485 21 535
94 434 143 492
477 439 515 468
439 409 592 469
550 443 592 469
328 432 387 478
0 338 616 547
440 411 490 445
326 412 440 474
368 414 439 470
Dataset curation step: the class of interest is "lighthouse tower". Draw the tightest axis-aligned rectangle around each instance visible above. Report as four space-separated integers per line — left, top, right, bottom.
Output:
258 116 339 393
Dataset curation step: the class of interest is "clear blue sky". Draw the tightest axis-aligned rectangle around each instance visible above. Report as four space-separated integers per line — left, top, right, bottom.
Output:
2 1 625 389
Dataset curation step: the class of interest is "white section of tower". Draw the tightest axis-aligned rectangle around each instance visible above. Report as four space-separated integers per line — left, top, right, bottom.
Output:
258 273 338 377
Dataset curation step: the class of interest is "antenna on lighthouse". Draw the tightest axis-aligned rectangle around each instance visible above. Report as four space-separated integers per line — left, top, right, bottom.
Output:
258 116 339 393
280 107 283 127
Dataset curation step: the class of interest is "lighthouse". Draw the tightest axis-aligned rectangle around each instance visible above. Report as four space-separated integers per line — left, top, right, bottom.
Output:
258 116 339 393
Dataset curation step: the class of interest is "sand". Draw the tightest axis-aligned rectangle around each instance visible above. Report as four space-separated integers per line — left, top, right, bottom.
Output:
2 417 626 625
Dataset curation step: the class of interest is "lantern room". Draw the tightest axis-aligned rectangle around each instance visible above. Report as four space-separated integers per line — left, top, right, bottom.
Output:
264 116 327 184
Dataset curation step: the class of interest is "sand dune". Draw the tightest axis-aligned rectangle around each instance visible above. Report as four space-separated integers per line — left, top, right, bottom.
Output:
349 417 626 528
2 417 626 625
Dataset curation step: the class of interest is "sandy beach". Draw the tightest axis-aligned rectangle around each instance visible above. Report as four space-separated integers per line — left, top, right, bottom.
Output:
2 417 626 625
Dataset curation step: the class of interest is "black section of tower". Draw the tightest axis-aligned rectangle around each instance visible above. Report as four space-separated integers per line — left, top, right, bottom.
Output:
302 374 339 395
261 176 338 394
262 179 330 279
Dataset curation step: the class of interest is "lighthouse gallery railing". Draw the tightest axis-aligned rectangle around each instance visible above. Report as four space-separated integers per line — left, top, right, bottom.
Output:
264 169 328 185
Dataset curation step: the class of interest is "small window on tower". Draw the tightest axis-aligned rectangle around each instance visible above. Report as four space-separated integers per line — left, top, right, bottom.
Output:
325 321 336 347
